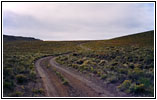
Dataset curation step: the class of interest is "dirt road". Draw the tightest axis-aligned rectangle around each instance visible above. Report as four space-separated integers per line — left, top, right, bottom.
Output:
35 56 127 97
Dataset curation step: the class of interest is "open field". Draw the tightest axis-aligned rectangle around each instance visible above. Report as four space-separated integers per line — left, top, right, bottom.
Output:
3 30 154 97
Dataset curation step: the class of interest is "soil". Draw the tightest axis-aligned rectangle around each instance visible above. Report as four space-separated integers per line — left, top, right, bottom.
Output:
35 56 130 97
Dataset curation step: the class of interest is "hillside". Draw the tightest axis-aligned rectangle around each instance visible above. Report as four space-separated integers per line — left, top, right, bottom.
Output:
3 35 41 42
82 30 154 50
108 30 154 46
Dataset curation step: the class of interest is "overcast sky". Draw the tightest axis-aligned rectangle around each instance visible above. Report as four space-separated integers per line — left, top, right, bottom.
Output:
2 2 154 40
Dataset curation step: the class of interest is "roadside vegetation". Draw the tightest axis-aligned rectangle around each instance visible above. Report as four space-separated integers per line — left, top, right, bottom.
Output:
55 30 154 97
56 46 154 96
3 30 154 97
3 40 80 96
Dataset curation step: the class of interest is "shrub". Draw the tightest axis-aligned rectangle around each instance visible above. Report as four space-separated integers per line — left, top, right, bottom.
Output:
97 71 101 77
98 60 107 66
93 69 97 74
118 68 128 74
107 75 118 83
16 74 27 84
16 66 26 73
71 64 79 69
62 80 69 85
76 59 83 64
79 65 85 70
4 67 14 76
30 70 36 80
32 88 44 94
128 68 144 80
84 67 89 71
101 74 107 80
9 91 23 97
118 80 131 91
128 56 133 62
130 83 145 94
111 62 118 66
90 67 94 72
83 60 96 66
129 63 134 69
3 81 14 90
139 77 152 87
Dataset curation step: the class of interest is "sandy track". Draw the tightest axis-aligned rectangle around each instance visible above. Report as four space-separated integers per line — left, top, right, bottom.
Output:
35 57 69 97
35 56 126 97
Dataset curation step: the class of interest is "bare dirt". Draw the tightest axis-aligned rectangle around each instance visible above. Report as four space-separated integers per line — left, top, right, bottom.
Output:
35 56 129 97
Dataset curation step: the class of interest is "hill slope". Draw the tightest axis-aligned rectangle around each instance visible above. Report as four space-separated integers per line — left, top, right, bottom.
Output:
108 30 154 46
3 35 41 42
83 30 154 49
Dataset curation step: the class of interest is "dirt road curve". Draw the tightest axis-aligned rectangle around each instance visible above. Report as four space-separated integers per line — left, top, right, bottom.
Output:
35 56 126 97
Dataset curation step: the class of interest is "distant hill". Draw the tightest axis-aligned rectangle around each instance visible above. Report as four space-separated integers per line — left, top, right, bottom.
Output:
108 30 154 46
83 30 154 48
3 35 41 42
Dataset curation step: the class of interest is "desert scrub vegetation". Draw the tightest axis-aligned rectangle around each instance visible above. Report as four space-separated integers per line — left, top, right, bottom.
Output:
55 46 154 96
3 53 44 96
3 40 82 96
3 30 154 97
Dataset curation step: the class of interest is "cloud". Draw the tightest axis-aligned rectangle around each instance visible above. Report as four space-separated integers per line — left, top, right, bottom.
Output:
2 2 154 40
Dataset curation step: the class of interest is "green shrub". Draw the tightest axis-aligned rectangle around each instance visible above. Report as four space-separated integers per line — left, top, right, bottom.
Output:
101 74 107 80
9 91 23 97
139 77 152 87
118 80 131 91
62 80 69 85
3 81 14 90
90 67 94 72
71 64 79 69
129 63 134 69
16 66 26 73
16 74 27 84
128 68 144 80
130 83 145 94
107 75 118 83
93 69 97 74
76 59 83 64
97 71 101 77
118 68 128 74
84 67 89 71
32 88 44 94
4 67 14 76
83 60 95 66
111 62 118 66
79 65 85 70
30 70 36 80
98 60 107 66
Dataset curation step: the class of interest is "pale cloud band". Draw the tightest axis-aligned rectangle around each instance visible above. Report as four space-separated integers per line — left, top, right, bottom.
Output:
2 2 154 40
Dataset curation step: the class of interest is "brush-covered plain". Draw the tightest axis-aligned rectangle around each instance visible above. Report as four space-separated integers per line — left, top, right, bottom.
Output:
3 30 154 97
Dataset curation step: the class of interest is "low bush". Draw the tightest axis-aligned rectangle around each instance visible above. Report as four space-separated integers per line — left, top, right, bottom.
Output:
3 81 14 90
32 88 44 94
30 70 36 80
118 80 131 91
62 80 69 85
129 83 145 94
9 91 23 97
98 60 107 66
107 75 118 83
16 74 27 84
101 74 107 80
71 64 79 69
128 68 144 80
